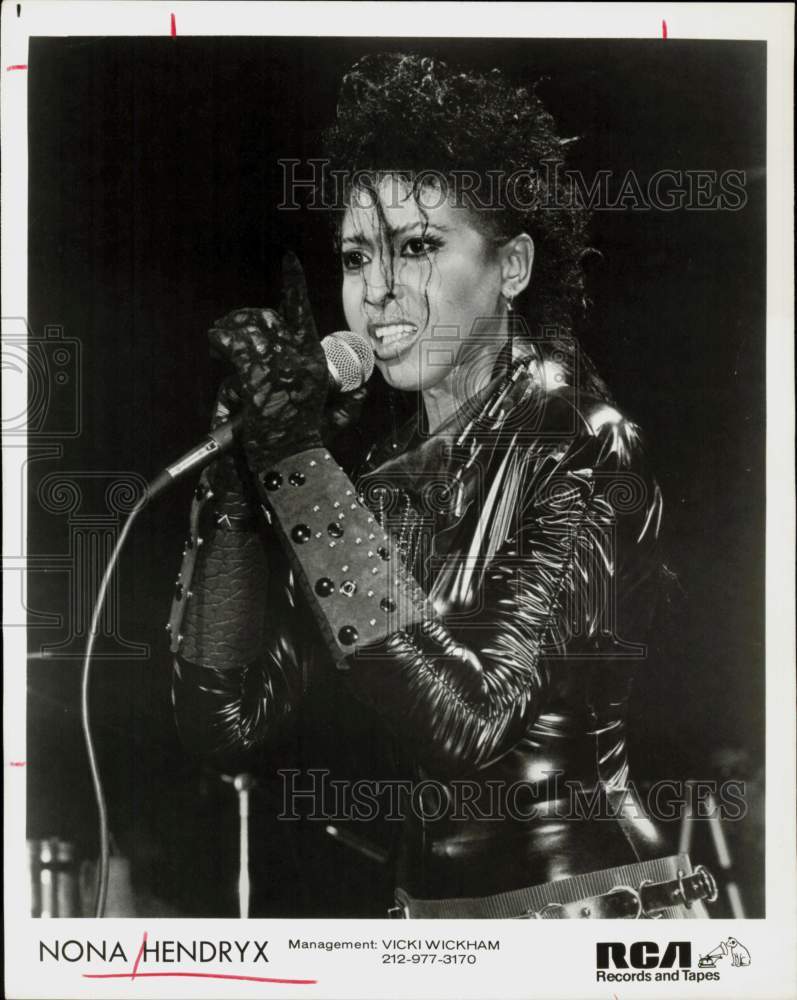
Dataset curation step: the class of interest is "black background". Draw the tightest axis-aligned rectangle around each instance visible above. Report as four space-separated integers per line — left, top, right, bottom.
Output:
26 37 765 917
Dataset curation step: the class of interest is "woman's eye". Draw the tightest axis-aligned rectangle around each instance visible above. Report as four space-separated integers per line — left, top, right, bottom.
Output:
402 236 441 258
341 250 369 271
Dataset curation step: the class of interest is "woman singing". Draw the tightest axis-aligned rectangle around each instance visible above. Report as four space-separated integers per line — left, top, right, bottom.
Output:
168 53 716 919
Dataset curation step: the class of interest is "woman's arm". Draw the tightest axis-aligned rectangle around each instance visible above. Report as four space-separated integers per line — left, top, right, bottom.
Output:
168 380 307 772
171 506 307 771
342 407 663 776
168 375 367 770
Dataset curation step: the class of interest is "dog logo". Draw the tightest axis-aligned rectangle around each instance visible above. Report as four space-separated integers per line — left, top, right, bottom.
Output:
698 937 751 968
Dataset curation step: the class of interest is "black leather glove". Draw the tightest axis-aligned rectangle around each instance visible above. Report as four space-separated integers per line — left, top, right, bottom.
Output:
207 252 330 477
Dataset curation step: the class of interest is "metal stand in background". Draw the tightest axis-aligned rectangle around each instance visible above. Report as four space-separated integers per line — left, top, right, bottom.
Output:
222 773 255 919
678 785 746 917
27 839 81 917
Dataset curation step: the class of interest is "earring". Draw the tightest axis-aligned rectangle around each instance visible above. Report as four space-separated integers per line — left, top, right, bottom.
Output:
504 293 515 313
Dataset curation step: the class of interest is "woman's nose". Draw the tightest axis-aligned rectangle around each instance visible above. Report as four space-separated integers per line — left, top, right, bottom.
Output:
362 262 403 308
364 285 397 308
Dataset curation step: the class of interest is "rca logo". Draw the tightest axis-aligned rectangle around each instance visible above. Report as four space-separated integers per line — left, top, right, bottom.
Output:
597 941 692 969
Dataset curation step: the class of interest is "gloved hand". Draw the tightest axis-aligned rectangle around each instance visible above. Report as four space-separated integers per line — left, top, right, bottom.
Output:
207 252 330 477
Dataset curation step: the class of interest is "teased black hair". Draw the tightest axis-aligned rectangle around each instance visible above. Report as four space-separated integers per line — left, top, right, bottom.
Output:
322 52 593 337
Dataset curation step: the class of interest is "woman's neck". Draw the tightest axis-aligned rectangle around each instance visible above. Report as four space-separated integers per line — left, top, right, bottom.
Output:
421 328 509 434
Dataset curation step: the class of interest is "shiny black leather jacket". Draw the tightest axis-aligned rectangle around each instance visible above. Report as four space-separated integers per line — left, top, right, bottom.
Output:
172 341 667 900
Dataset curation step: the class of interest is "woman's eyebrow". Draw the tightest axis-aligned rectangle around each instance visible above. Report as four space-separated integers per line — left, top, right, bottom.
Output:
341 231 372 248
390 222 451 237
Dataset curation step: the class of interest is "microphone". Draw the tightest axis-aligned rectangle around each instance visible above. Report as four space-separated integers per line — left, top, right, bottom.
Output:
147 330 374 500
321 329 374 393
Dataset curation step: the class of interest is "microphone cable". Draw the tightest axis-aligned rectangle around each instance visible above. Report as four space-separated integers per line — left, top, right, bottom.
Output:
80 487 151 917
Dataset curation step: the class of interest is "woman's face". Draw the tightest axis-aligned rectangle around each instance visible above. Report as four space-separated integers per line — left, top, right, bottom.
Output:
340 175 506 395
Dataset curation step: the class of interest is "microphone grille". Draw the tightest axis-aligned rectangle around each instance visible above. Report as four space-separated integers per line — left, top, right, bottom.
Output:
322 330 375 392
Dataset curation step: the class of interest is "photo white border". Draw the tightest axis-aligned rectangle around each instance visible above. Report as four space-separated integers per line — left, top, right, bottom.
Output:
3 4 794 998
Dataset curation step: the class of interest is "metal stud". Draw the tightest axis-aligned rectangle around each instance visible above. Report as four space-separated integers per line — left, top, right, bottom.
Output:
261 470 283 492
291 523 312 544
338 625 358 645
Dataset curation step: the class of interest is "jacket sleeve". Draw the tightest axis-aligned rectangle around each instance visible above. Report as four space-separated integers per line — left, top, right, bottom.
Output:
170 513 308 772
169 388 370 772
342 408 663 776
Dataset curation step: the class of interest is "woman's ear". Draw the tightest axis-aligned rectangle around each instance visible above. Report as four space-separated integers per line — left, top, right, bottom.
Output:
499 233 534 299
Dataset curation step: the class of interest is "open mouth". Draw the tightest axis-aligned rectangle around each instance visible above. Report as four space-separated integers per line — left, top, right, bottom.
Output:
368 322 419 360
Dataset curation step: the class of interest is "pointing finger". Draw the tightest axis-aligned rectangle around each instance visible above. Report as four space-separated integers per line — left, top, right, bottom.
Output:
280 250 319 345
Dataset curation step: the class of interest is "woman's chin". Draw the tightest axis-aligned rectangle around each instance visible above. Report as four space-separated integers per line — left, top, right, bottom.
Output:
377 362 422 392
377 351 449 393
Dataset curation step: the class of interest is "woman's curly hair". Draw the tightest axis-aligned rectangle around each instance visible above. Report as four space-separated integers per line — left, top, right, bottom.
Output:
323 52 592 335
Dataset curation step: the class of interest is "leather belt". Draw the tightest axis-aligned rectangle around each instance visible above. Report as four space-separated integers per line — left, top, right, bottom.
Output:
390 854 717 919
520 867 718 919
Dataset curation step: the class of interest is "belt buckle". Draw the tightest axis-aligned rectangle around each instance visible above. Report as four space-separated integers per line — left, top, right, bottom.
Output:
694 865 718 904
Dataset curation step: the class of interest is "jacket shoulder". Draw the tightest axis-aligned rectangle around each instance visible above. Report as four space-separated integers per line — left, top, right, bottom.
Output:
513 381 648 474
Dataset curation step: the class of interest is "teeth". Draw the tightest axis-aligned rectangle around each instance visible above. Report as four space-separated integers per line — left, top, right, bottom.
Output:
374 324 416 339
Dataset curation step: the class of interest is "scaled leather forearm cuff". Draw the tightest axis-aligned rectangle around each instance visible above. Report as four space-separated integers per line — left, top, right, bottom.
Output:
166 480 261 656
255 447 433 666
